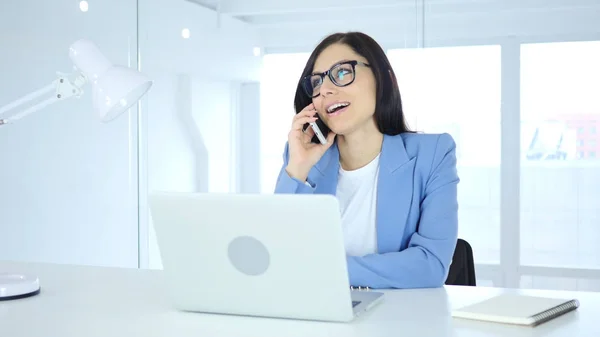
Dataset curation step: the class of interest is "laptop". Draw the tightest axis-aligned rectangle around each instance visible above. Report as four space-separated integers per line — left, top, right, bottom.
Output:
148 192 384 322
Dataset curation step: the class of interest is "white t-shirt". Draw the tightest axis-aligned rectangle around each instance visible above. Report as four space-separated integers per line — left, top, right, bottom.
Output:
336 154 380 257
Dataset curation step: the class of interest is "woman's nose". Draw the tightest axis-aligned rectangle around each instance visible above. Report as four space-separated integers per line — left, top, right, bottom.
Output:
319 77 337 96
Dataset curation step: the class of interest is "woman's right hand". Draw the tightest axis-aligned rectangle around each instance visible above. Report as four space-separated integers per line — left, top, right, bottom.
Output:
285 103 336 182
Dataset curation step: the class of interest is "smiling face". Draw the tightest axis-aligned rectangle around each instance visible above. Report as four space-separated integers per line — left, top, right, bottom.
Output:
311 43 378 137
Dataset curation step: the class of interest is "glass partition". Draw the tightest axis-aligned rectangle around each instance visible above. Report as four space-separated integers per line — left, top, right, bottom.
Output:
5 1 600 292
0 0 140 267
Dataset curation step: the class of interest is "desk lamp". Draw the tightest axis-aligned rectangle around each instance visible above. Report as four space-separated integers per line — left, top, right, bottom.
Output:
0 39 152 301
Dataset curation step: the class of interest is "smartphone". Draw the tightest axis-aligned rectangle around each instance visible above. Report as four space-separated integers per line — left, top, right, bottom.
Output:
309 121 327 145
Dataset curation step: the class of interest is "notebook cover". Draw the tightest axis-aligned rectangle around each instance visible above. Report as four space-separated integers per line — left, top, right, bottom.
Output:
451 294 580 326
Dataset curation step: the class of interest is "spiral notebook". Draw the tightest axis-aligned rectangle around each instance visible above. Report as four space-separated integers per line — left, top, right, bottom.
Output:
451 294 580 326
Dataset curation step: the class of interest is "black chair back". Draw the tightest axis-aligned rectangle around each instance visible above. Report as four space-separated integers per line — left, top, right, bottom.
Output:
445 238 476 286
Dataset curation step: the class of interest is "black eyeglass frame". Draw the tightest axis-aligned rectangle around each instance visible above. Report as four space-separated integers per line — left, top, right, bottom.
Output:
301 60 370 98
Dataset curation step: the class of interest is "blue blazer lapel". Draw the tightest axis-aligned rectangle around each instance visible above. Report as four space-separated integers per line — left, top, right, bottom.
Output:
376 135 416 253
311 144 339 195
310 135 415 253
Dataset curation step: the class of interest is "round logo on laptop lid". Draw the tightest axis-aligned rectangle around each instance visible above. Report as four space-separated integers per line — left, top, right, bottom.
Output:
227 236 270 276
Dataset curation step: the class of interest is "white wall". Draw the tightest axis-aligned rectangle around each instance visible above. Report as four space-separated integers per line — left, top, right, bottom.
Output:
146 73 199 194
138 0 263 269
0 0 140 267
237 82 262 193
145 75 238 269
144 72 201 270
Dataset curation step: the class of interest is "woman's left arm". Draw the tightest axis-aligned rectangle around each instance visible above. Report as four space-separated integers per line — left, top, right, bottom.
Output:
346 134 459 289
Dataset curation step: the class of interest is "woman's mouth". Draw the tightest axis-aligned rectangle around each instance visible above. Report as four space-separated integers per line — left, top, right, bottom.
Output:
326 102 350 117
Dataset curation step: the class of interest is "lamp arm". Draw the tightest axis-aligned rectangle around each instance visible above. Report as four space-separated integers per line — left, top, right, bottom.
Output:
0 83 55 116
0 71 88 126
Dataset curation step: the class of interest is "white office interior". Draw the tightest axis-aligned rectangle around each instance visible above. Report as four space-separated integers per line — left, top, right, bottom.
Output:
1 0 600 297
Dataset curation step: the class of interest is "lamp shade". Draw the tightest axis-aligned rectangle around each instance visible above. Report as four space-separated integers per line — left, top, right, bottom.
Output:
68 39 152 122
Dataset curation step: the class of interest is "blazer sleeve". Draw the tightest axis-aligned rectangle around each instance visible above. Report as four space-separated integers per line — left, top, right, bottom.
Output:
346 133 459 289
273 142 317 194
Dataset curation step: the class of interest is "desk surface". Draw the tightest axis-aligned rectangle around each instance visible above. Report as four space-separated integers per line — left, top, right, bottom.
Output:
1 261 598 337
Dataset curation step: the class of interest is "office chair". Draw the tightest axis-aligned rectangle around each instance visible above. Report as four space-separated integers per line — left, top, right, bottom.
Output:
445 238 476 286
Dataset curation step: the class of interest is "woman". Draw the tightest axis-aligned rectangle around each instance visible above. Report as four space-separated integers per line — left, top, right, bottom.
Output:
274 32 459 289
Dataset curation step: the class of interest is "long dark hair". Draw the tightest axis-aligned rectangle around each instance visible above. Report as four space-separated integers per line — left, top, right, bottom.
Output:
294 32 412 143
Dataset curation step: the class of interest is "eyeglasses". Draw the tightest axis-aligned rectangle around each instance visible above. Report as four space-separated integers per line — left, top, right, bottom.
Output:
301 60 370 98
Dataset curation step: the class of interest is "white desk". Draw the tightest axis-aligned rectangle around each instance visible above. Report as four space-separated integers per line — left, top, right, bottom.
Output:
1 261 598 337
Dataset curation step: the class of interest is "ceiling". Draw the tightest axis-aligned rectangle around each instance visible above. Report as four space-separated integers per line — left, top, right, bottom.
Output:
187 0 220 11
186 0 600 26
184 0 600 54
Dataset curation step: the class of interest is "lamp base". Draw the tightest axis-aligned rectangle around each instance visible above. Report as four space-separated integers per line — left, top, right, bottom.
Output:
0 273 40 301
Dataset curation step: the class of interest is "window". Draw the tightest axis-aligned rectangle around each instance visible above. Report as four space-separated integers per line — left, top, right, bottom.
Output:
520 41 600 268
387 45 501 264
521 275 600 292
257 40 600 289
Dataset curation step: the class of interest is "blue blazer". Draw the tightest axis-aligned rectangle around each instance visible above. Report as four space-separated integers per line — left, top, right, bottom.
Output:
274 132 459 289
